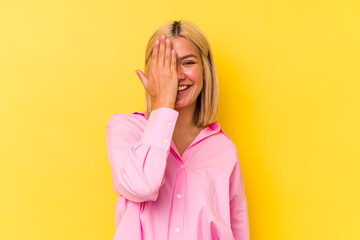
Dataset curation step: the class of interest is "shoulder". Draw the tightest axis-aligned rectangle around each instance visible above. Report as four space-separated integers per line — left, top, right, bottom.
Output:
106 111 147 131
216 130 243 172
206 125 240 163
107 112 131 126
212 126 238 151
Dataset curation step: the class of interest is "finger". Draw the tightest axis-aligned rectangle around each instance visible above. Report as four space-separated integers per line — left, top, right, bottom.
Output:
164 38 171 70
158 34 166 67
170 49 177 74
150 39 159 69
135 70 149 90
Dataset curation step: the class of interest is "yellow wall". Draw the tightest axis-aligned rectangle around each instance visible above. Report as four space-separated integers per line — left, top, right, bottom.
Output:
1 0 359 239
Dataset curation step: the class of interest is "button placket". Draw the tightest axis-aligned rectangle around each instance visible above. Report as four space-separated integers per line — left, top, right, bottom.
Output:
169 161 185 239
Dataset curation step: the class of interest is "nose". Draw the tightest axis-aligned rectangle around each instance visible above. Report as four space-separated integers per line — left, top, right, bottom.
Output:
177 65 186 80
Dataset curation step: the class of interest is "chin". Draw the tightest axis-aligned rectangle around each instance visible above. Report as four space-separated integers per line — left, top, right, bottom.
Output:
174 99 197 110
174 100 188 109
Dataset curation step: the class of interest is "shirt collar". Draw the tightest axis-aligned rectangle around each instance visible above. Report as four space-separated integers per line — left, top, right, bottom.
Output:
132 110 220 131
132 110 222 154
132 111 148 119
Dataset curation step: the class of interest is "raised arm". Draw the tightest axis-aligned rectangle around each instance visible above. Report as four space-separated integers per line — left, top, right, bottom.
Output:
229 150 250 239
107 32 179 202
106 107 178 202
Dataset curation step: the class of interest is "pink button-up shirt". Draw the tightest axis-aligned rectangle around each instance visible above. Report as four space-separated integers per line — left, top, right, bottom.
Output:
106 107 250 240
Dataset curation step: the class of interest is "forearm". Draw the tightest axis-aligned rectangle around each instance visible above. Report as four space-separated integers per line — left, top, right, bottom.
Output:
106 107 179 202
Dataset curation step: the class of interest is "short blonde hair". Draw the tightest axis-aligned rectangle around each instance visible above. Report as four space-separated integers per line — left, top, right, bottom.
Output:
144 20 219 128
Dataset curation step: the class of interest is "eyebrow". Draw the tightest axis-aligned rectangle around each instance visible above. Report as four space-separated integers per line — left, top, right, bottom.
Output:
178 54 197 60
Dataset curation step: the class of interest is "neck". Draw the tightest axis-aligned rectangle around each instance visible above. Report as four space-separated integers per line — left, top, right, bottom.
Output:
174 102 198 132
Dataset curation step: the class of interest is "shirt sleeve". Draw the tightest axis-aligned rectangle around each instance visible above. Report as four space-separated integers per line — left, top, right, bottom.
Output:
229 149 250 240
106 107 179 203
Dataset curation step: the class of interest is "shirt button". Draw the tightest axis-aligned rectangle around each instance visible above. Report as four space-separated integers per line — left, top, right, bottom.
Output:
180 164 184 168
175 227 180 232
163 138 168 143
177 194 181 199
167 122 172 127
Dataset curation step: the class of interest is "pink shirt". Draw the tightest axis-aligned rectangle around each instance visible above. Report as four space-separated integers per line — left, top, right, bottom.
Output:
106 107 250 239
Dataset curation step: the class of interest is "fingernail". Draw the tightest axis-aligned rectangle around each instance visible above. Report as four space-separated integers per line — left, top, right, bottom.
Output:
162 34 165 40
155 39 159 45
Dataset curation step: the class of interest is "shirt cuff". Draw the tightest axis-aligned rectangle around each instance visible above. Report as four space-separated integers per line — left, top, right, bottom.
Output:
140 107 179 150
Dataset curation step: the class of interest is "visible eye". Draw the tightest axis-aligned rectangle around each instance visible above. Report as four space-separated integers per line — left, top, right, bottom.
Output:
183 61 195 65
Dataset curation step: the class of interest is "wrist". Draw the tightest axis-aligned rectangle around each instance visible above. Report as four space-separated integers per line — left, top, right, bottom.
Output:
153 100 175 110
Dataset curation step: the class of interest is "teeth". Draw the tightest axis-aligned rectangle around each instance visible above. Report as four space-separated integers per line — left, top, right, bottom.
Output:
178 85 189 91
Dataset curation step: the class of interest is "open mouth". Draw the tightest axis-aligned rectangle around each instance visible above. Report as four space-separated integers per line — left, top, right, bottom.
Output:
178 85 191 94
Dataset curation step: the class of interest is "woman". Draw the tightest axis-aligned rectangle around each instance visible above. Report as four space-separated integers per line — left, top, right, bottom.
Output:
106 20 250 239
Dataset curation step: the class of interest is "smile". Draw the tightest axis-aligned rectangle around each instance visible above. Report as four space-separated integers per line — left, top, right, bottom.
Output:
177 85 191 94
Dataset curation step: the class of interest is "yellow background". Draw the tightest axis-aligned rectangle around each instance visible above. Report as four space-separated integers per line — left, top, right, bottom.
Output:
1 0 359 239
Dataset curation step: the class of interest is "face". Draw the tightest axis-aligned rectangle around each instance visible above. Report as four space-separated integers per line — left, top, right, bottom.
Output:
170 37 204 110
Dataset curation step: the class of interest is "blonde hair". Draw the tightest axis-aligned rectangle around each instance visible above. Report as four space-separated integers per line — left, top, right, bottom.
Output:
144 20 219 128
